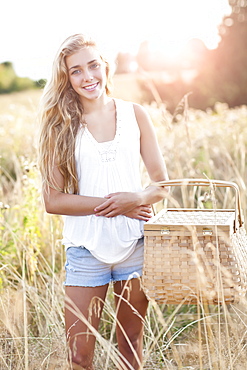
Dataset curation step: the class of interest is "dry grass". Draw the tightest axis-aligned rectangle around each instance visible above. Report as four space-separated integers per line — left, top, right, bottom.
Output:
1 89 247 369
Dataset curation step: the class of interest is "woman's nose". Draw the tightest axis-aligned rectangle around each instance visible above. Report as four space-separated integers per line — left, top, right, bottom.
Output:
83 70 93 81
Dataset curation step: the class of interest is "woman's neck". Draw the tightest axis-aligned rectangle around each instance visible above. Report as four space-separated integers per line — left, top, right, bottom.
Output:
81 94 112 114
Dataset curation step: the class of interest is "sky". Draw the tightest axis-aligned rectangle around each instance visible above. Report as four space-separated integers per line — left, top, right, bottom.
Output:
1 0 232 80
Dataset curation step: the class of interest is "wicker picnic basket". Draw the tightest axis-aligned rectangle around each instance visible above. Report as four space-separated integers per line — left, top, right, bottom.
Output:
143 179 247 305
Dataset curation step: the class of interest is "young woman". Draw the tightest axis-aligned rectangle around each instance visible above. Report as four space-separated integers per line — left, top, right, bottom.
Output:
39 34 168 370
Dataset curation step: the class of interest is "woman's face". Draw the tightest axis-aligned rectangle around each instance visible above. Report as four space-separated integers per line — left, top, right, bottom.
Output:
66 46 107 102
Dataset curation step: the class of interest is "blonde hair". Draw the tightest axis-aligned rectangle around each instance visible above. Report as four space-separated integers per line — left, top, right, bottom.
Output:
38 34 112 194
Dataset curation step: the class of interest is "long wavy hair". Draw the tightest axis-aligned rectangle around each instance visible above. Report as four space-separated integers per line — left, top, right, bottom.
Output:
38 34 112 194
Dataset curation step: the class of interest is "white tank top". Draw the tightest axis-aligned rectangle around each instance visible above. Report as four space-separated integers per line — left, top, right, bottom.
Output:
62 99 145 264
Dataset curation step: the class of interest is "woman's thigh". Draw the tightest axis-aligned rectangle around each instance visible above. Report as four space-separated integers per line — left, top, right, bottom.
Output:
113 278 148 335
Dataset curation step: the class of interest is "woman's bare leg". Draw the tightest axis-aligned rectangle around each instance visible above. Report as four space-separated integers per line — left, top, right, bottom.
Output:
65 284 109 370
114 278 148 370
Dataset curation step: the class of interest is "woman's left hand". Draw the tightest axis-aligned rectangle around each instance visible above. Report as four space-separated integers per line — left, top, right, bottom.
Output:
94 192 143 218
124 205 152 221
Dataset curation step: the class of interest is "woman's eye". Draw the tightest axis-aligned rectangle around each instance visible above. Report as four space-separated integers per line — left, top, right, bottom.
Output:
90 63 100 69
72 70 81 75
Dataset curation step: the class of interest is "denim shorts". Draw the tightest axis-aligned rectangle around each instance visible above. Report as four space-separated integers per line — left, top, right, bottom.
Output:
64 237 144 287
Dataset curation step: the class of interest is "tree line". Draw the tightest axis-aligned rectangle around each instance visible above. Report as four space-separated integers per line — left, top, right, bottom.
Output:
0 61 46 94
115 0 247 111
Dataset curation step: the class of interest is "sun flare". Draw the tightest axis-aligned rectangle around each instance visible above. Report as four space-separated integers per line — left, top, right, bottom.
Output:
124 0 231 60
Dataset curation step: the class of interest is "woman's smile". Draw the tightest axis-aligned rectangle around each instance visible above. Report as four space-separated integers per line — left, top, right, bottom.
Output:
83 82 99 91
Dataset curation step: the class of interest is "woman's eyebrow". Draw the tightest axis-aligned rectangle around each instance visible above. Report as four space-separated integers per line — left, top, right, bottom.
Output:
69 64 81 71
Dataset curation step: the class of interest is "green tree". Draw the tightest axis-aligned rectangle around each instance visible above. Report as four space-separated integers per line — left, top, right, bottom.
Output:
0 61 37 93
0 62 16 92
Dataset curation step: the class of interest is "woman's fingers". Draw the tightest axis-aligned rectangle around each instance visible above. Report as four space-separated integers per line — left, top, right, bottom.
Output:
94 192 139 216
94 193 152 218
124 205 152 220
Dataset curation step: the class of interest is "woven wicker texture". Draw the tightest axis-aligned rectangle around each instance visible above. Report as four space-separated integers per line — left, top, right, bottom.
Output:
155 210 234 225
143 179 247 305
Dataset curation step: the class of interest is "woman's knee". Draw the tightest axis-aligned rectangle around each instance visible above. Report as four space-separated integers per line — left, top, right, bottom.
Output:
67 335 95 370
117 327 143 352
68 350 94 370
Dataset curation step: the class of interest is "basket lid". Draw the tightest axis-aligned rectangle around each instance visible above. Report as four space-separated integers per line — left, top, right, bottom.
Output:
145 208 235 228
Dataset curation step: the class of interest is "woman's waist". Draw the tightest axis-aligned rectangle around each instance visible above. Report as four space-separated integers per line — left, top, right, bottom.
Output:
62 214 145 243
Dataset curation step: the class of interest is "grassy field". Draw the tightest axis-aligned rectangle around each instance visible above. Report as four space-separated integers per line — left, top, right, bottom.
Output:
1 88 247 369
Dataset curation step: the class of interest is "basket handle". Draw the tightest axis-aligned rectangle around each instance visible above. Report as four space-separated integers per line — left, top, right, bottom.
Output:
152 178 243 229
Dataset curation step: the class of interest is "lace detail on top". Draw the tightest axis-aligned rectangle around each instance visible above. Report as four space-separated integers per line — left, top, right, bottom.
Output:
83 100 121 162
84 129 119 162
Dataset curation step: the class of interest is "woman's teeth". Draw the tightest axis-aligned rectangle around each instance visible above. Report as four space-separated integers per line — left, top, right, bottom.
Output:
83 83 98 90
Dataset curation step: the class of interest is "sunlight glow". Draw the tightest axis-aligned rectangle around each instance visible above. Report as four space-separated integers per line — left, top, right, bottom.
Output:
1 0 232 79
136 0 231 59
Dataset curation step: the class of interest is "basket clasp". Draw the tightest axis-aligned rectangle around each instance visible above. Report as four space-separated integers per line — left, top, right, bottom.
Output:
161 228 170 235
203 228 213 236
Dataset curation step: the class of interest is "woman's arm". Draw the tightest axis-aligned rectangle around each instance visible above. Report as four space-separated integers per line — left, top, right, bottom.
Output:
136 103 168 184
43 153 152 221
43 162 105 216
94 104 168 217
